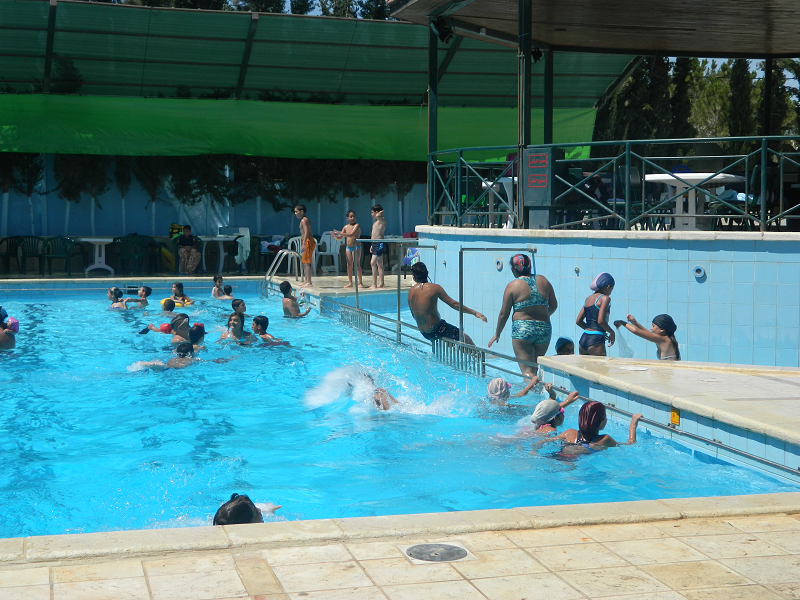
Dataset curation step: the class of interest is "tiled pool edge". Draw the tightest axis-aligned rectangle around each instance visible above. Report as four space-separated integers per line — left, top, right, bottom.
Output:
2 493 799 565
538 357 800 483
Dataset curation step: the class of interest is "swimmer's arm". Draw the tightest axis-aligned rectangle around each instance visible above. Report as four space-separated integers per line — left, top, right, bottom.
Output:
438 287 487 322
616 316 663 343
576 306 588 329
489 287 514 347
559 390 579 410
619 413 643 445
596 296 615 346
511 376 539 398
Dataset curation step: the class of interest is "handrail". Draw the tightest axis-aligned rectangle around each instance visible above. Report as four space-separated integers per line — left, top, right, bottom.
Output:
262 249 301 297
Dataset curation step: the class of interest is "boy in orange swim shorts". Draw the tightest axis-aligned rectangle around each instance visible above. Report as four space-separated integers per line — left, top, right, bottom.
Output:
294 204 315 288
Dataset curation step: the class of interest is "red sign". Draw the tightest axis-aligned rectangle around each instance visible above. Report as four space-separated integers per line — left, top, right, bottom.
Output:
528 154 548 169
528 174 547 188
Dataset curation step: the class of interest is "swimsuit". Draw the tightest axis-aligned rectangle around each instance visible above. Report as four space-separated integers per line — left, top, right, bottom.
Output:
301 237 316 264
421 319 460 342
579 295 608 351
346 246 355 253
371 242 385 257
511 276 551 345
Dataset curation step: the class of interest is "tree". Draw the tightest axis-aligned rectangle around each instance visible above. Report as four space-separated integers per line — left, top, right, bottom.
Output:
0 153 18 237
114 157 133 234
13 154 44 235
671 58 697 141
728 59 756 154
289 0 314 14
757 59 791 138
319 0 356 17
233 0 285 11
53 154 88 235
173 0 227 9
357 0 387 19
49 56 84 95
689 59 730 139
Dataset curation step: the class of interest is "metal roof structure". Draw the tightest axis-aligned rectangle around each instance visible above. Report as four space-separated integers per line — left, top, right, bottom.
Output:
389 0 800 58
0 0 634 108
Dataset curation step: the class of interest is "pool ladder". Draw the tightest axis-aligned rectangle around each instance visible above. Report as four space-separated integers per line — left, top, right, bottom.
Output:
262 250 302 297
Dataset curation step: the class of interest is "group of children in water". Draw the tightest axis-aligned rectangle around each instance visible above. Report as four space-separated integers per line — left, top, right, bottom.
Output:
105 275 315 372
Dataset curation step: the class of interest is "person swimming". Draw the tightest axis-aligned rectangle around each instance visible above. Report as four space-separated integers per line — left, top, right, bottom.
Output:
212 493 281 525
107 287 125 309
486 375 544 406
614 313 681 360
529 390 580 434
544 401 642 457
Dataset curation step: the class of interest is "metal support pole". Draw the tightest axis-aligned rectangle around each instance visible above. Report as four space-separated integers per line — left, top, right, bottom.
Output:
235 13 259 99
517 0 531 227
42 0 58 93
428 26 438 226
543 50 554 145
760 137 768 231
396 243 402 343
624 143 631 230
763 58 774 137
456 150 463 227
458 248 464 342
354 262 360 309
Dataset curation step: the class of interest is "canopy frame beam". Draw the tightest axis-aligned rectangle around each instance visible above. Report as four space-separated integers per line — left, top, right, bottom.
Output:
42 0 57 93
235 12 259 100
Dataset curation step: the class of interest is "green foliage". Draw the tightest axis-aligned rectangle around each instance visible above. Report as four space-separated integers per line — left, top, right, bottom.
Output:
173 0 227 9
131 156 168 206
12 154 44 198
53 155 88 203
49 56 84 95
233 0 285 11
0 153 19 194
114 156 133 199
757 60 792 138
289 0 314 13
319 0 356 17
670 58 697 140
356 0 387 19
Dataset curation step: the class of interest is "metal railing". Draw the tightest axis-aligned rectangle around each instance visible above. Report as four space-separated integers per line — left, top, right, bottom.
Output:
429 135 800 232
262 249 301 297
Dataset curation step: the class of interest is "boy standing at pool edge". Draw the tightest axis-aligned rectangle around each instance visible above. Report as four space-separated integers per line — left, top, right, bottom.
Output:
294 204 314 288
332 210 363 288
368 204 387 289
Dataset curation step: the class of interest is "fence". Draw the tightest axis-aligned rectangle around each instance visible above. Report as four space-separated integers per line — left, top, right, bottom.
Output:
428 136 800 232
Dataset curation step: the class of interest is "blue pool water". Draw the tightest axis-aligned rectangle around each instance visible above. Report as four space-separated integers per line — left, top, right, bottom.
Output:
1 292 798 538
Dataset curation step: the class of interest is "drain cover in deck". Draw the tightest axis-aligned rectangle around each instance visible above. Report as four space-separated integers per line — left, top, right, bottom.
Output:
405 543 468 562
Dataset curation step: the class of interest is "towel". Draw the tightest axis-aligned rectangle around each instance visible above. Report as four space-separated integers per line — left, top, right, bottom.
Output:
235 233 251 265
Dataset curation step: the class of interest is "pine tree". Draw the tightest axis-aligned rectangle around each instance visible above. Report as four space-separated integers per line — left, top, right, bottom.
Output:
670 58 697 140
356 0 387 19
233 0 285 12
319 0 356 17
289 0 314 14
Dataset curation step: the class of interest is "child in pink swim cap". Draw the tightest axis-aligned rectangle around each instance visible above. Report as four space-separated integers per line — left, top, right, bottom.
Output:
5 317 19 333
0 311 17 350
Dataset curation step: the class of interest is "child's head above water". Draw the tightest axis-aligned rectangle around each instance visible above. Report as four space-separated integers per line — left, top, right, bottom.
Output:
223 285 232 296
189 323 205 345
162 298 176 312
531 398 564 428
555 337 574 355
172 282 184 295
252 315 269 333
213 275 223 286
279 281 293 297
487 377 511 401
107 287 123 301
232 299 246 313
175 342 194 358
212 493 263 525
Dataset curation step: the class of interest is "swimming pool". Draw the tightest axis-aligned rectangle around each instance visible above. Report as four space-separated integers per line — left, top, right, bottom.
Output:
1 291 798 538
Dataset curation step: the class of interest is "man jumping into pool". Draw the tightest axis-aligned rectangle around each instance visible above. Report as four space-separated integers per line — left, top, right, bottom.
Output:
407 262 486 345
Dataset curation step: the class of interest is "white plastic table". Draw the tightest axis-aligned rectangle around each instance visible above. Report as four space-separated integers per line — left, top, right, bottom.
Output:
198 235 240 274
644 172 745 230
76 237 115 276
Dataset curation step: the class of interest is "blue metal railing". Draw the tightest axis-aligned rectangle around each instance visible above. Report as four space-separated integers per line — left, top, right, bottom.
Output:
428 136 800 231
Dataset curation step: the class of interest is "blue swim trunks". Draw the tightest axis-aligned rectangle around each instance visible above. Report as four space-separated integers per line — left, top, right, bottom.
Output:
371 242 385 257
511 319 552 345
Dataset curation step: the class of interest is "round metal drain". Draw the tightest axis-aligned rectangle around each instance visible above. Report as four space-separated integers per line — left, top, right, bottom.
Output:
405 543 468 562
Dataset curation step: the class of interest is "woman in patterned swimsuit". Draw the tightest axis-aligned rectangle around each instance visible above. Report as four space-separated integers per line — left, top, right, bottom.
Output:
488 254 557 377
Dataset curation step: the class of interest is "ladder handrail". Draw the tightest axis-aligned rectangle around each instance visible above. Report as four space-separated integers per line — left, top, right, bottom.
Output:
262 249 302 297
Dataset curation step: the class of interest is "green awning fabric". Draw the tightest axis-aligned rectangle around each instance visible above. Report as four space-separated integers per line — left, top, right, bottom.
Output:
0 0 634 108
0 94 596 160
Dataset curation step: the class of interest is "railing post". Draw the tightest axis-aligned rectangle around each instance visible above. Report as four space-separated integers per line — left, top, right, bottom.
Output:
396 242 402 343
456 151 463 227
760 137 768 232
624 143 631 230
458 247 464 342
354 261 360 309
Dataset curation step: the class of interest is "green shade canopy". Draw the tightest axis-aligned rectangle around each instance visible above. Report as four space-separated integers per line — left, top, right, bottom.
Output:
0 0 635 158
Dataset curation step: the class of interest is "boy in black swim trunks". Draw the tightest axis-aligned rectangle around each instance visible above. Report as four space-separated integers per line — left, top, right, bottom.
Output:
368 205 387 289
407 262 486 345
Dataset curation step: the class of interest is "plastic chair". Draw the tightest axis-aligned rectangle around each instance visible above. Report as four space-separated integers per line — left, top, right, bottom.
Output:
287 236 316 275
316 231 341 273
113 235 146 276
135 235 164 274
16 236 46 276
708 166 763 231
0 238 13 274
42 236 77 276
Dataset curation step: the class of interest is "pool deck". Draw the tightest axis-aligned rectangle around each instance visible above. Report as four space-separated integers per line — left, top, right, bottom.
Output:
538 356 800 449
1 494 800 599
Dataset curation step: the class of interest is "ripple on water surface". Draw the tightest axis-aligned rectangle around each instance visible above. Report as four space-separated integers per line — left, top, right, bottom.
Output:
0 294 797 537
